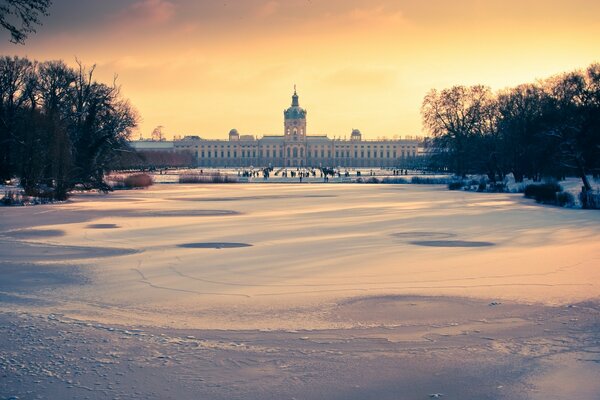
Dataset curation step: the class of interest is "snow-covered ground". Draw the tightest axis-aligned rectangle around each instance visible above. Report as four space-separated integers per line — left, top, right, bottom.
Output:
1 184 600 399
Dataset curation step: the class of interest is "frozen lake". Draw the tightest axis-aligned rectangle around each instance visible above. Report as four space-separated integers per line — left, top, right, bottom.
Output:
1 183 600 399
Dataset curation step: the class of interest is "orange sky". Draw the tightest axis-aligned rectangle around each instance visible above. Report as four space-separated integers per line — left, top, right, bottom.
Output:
1 0 599 139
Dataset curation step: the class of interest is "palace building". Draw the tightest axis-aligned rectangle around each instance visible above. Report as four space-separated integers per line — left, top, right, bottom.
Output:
132 89 421 168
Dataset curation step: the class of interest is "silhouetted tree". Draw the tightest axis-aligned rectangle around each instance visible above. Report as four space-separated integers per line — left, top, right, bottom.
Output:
0 0 52 44
0 55 35 181
421 63 600 194
0 56 138 199
68 61 138 193
543 64 600 191
421 85 494 177
496 84 549 182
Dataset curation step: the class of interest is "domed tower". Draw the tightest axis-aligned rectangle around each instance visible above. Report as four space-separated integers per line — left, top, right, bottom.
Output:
284 86 307 141
350 129 362 142
228 129 240 141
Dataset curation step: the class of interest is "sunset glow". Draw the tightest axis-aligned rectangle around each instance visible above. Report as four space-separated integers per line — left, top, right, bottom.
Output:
1 0 599 138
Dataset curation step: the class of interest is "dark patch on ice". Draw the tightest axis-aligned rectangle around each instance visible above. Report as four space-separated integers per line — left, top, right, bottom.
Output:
87 223 120 229
410 240 495 247
3 229 65 238
172 194 337 202
0 262 87 295
392 232 456 240
0 240 139 261
177 242 253 249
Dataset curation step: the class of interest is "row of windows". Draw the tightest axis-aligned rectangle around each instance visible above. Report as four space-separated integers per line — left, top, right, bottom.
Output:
198 150 417 158
179 142 417 149
193 145 417 151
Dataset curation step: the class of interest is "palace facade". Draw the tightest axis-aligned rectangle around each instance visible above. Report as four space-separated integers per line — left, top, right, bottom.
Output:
132 90 421 168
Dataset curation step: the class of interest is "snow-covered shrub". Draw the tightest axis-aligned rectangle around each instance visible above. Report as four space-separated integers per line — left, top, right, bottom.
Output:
411 176 453 185
381 177 409 184
523 182 563 204
106 174 126 189
1 190 19 205
1 189 55 205
448 181 465 190
179 172 238 184
124 173 153 188
580 190 600 209
556 192 575 207
487 182 508 193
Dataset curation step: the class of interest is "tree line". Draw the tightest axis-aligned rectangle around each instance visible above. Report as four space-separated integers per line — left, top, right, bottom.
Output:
421 63 600 192
0 56 138 199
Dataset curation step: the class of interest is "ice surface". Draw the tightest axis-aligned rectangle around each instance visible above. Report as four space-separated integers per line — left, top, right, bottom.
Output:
2 183 599 328
1 183 599 399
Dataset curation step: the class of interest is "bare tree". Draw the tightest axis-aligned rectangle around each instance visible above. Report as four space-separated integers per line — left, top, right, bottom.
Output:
0 55 35 181
496 84 549 182
68 61 139 192
0 0 51 44
151 125 165 141
421 85 494 177
0 56 138 199
543 65 600 191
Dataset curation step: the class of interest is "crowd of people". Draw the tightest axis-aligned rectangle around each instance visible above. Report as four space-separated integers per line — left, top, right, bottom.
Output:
234 167 412 182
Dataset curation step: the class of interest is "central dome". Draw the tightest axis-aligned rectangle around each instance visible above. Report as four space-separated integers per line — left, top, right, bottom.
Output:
284 88 306 120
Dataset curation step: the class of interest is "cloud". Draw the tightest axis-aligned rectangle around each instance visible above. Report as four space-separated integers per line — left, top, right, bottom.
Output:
255 1 280 18
324 67 398 89
118 0 176 25
341 5 405 25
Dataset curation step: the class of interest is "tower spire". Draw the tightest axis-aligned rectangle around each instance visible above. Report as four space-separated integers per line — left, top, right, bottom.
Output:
291 85 299 107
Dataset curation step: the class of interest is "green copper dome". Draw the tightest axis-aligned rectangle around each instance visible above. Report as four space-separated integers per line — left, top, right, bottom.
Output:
284 88 306 120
